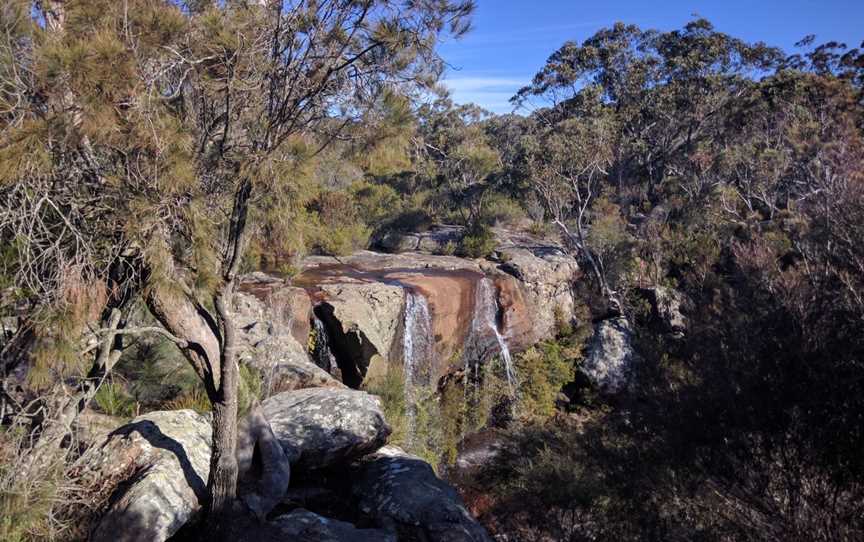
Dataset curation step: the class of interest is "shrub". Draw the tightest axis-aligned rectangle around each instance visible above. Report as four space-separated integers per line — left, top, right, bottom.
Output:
363 363 407 446
515 341 577 419
308 190 372 255
164 386 211 415
481 194 527 227
350 180 402 226
238 363 263 417
457 223 496 259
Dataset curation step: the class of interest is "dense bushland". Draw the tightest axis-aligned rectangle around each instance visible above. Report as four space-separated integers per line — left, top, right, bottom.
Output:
1 2 863 539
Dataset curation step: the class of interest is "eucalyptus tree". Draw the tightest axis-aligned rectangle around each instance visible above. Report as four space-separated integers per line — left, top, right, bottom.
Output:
0 0 473 533
511 19 783 310
415 96 500 226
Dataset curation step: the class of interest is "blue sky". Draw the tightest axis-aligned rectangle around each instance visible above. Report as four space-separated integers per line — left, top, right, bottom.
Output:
438 0 864 114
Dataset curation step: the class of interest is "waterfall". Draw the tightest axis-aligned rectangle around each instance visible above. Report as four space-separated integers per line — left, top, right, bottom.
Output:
311 316 337 375
475 278 518 395
402 289 433 446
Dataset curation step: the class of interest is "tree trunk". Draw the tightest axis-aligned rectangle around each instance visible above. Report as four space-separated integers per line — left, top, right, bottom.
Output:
554 219 621 316
204 289 241 540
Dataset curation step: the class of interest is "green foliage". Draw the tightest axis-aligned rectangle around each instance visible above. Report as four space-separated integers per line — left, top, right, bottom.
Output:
238 363 263 417
515 341 578 419
164 386 211 415
480 193 527 227
457 223 496 259
438 383 467 466
93 381 136 419
308 190 372 255
0 427 67 542
363 363 408 446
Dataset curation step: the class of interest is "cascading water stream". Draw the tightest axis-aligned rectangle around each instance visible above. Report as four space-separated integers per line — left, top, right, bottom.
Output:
476 278 518 395
402 289 433 447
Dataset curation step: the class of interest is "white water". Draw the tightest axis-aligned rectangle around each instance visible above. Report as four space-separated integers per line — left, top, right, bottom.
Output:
402 290 433 388
476 279 518 395
402 289 433 446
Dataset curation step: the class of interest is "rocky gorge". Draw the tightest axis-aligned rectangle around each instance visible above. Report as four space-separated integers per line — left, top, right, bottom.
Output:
61 227 596 541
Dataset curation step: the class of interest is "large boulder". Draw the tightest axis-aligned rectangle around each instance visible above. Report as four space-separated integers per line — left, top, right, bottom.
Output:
313 280 405 388
73 410 211 542
582 317 640 393
351 446 492 542
253 388 390 471
72 409 123 452
233 276 344 394
266 509 395 542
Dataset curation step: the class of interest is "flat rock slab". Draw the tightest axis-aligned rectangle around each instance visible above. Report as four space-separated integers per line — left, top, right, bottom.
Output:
74 409 211 542
257 388 391 471
351 446 492 542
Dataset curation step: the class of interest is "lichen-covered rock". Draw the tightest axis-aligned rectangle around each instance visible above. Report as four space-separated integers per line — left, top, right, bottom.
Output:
74 410 211 542
72 409 123 452
256 388 390 471
374 224 464 254
267 509 395 542
351 446 492 542
313 280 405 387
582 317 639 393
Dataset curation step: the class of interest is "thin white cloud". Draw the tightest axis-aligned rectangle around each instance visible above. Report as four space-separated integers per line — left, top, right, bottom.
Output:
441 75 529 114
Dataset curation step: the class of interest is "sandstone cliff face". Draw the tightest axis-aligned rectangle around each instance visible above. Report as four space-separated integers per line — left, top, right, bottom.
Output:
234 275 344 393
287 230 579 388
225 228 579 391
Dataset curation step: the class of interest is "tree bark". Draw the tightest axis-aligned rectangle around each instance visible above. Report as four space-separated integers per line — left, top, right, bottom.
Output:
204 289 241 539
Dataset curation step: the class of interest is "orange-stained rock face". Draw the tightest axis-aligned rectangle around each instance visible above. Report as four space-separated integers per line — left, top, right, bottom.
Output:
380 270 481 377
295 260 487 380
493 275 535 352
286 243 579 387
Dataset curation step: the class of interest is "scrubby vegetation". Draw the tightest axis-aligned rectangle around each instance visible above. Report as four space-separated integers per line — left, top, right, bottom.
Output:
1 0 863 539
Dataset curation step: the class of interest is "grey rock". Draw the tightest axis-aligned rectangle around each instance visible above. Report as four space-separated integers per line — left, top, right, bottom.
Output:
637 286 686 336
237 406 292 520
76 410 211 542
268 509 395 542
582 317 640 393
72 409 123 452
352 446 492 542
257 388 390 471
375 224 464 254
